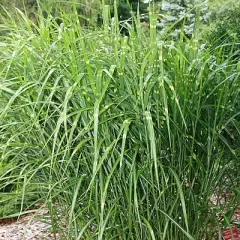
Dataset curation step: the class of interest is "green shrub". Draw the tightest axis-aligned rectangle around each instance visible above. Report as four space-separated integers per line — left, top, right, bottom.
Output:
158 0 208 38
201 0 240 58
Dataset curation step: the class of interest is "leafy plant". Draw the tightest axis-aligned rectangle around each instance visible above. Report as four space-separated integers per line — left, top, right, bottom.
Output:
158 0 208 38
201 0 240 58
0 2 239 239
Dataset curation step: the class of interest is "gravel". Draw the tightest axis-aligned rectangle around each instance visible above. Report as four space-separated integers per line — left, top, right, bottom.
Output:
0 210 60 240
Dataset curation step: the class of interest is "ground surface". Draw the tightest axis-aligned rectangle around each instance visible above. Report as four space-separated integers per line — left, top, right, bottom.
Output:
0 209 59 240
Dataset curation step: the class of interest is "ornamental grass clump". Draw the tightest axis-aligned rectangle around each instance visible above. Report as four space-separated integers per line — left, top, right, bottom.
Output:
0 2 239 239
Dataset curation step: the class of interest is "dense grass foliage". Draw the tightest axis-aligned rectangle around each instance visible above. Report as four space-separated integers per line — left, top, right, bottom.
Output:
0 4 239 239
201 0 240 59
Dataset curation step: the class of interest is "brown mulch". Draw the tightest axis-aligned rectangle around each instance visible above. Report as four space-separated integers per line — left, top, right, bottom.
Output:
209 190 240 240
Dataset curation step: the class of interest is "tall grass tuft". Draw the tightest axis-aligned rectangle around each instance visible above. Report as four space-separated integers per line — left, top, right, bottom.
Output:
0 2 239 239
